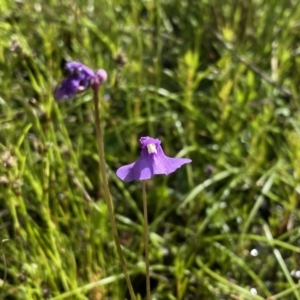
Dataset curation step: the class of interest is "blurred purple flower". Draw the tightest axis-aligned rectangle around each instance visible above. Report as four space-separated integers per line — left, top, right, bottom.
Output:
54 61 107 100
116 136 191 182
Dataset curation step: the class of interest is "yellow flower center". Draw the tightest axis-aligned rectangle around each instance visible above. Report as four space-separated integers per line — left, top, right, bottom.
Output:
147 143 157 154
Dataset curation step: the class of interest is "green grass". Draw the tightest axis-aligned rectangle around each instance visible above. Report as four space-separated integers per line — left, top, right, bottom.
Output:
1 0 300 299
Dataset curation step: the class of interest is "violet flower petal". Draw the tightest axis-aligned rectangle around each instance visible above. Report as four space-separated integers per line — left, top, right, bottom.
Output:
80 65 95 78
116 136 191 182
54 74 82 100
152 147 192 175
116 157 154 182
65 61 94 77
65 61 83 72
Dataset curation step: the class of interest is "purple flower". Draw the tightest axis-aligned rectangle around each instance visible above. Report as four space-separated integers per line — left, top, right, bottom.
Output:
116 136 191 182
54 61 107 100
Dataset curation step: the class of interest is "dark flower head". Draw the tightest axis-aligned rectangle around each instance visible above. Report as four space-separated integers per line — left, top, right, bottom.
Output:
204 165 214 175
54 61 107 100
116 136 191 182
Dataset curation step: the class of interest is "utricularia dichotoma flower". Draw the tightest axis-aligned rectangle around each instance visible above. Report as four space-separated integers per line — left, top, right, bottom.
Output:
116 136 191 182
55 61 107 100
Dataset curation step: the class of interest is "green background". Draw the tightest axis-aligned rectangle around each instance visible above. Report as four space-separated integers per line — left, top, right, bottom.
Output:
1 0 300 299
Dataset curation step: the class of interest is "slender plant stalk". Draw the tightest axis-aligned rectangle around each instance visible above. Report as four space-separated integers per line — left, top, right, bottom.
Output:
142 180 151 300
93 89 136 300
2 240 8 292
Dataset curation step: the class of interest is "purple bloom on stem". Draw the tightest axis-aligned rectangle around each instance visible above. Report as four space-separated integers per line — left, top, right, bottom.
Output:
116 136 192 182
54 61 107 100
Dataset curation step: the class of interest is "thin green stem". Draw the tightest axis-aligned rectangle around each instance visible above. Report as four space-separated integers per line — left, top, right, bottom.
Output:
1 240 8 292
263 224 300 300
142 180 151 300
269 284 300 300
93 89 136 300
50 271 139 300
